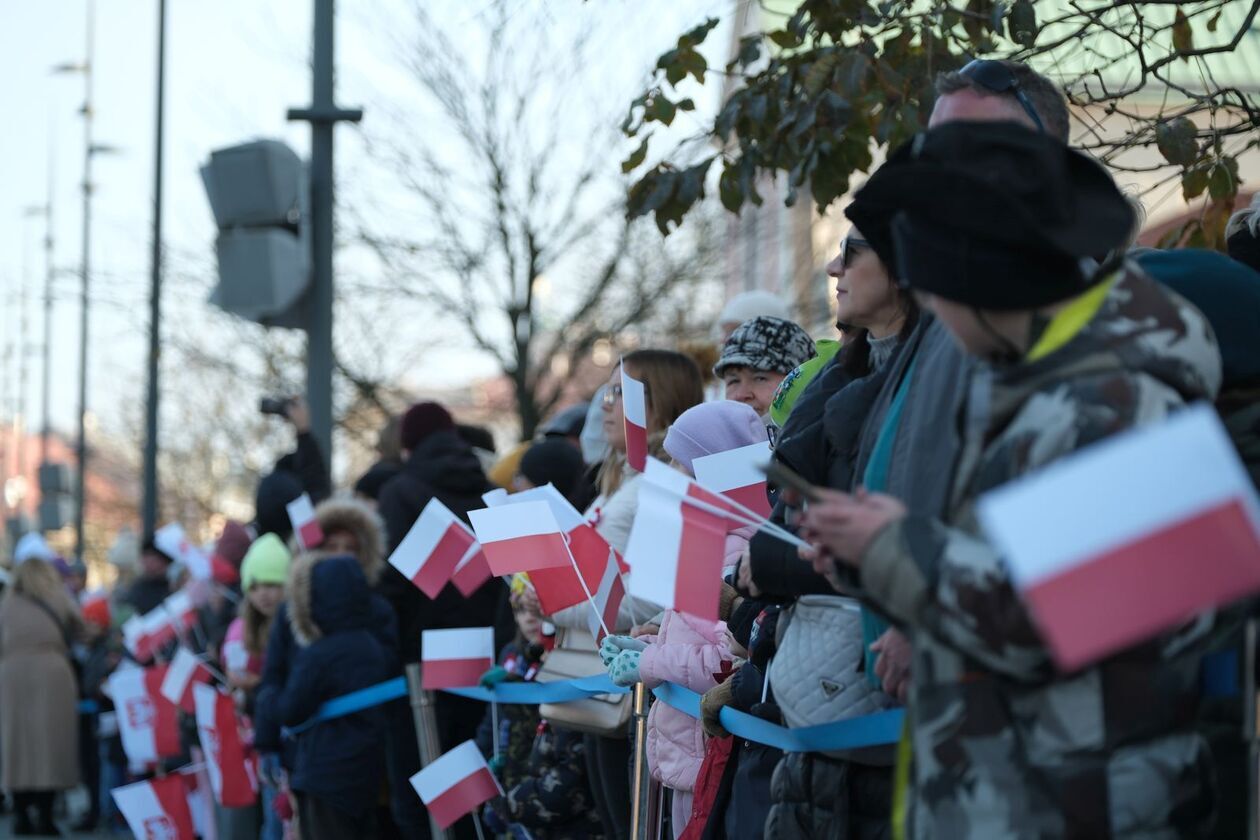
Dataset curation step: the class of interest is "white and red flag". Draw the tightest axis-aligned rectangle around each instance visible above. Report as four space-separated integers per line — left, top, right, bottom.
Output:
625 459 731 621
160 647 214 715
109 666 182 765
286 493 325 550
586 550 625 643
451 545 494 597
389 499 478 598
977 404 1260 672
499 484 623 614
469 500 571 577
421 626 496 690
694 441 773 519
112 775 196 840
621 366 649 472
122 616 155 663
194 683 258 807
409 740 502 829
155 523 212 582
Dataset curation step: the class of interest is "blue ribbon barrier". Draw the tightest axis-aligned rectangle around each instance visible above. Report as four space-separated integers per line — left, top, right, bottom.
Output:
651 682 904 753
284 676 408 737
445 673 628 704
286 670 901 754
77 699 100 714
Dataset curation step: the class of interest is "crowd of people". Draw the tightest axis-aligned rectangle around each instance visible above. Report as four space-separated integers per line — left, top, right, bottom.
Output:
2 57 1260 840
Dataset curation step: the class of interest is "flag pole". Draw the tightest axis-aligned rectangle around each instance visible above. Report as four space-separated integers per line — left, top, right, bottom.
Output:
674 490 810 549
562 535 612 640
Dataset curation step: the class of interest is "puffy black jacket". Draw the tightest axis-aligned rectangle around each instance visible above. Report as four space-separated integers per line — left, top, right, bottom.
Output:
276 555 391 818
377 429 506 662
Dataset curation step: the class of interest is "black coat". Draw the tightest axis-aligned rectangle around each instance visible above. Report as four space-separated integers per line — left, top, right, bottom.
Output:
254 431 331 541
253 586 397 756
277 556 390 819
377 429 506 663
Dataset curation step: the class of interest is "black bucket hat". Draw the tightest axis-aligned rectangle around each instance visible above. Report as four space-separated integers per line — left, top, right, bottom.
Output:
855 121 1135 310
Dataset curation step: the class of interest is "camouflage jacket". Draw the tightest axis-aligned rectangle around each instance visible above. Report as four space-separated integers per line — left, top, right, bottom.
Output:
858 264 1223 839
504 721 604 839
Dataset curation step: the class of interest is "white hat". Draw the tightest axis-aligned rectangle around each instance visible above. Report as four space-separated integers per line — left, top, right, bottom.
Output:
14 533 54 566
714 291 791 339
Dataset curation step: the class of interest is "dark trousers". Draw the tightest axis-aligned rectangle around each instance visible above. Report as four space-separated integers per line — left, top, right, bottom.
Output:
79 711 101 824
384 693 487 839
584 733 633 840
12 790 56 832
298 793 377 840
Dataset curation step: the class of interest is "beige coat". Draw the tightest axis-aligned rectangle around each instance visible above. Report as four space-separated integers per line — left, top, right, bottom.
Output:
0 593 80 790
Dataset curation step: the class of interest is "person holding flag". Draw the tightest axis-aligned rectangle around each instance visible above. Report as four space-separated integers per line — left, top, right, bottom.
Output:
602 399 768 837
799 122 1224 837
548 350 701 840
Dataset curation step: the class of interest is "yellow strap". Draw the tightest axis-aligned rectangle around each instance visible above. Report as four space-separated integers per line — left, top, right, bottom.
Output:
1025 274 1116 363
891 716 912 840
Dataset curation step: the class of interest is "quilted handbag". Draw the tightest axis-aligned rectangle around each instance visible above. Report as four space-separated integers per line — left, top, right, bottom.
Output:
769 595 895 760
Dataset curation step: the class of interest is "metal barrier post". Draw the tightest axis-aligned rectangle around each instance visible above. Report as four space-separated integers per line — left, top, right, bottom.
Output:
406 662 452 840
630 682 663 839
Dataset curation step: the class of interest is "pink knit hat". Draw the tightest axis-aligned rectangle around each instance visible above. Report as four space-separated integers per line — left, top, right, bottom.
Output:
663 400 768 476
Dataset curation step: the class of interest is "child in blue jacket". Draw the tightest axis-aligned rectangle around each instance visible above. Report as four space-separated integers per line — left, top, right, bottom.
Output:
277 552 392 840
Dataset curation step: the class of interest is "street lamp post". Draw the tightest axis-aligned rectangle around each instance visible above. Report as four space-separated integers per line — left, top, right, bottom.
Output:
74 0 95 563
141 0 168 538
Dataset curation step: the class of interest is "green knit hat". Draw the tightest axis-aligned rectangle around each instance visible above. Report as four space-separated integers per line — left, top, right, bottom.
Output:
240 533 292 591
768 339 842 428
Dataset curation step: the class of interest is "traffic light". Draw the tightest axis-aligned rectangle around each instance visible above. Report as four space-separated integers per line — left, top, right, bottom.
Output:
200 140 310 328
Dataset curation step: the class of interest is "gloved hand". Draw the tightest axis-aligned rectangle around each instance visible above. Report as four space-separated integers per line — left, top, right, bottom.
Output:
607 650 642 686
482 796 510 834
260 752 283 788
718 582 744 622
700 679 735 738
479 665 509 688
488 754 505 777
599 634 646 667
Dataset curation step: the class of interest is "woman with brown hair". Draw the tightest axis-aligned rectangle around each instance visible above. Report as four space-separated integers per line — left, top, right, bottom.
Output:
554 348 702 840
0 534 84 836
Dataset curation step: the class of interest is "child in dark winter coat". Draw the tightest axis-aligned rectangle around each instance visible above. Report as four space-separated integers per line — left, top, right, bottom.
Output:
480 576 604 839
276 552 391 840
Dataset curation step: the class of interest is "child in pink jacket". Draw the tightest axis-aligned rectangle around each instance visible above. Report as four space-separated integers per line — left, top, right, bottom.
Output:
602 400 769 837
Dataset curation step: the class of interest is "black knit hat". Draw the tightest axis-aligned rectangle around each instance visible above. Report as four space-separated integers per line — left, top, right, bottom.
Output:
856 121 1134 310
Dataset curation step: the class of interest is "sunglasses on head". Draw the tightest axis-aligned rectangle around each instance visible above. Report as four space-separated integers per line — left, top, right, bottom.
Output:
959 59 1045 134
839 236 871 269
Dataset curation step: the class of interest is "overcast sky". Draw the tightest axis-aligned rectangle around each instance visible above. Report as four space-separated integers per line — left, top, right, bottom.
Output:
0 0 731 445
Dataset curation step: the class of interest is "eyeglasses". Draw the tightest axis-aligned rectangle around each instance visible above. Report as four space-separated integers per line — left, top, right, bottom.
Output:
959 59 1045 134
601 385 623 407
839 236 871 269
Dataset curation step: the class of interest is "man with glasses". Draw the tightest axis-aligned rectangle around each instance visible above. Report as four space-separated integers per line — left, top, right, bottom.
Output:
935 59 1070 141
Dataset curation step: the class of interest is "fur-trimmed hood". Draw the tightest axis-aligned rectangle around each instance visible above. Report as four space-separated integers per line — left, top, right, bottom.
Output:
288 551 373 646
291 495 386 586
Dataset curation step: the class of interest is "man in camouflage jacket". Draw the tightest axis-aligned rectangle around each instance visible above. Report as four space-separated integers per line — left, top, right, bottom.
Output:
802 122 1224 838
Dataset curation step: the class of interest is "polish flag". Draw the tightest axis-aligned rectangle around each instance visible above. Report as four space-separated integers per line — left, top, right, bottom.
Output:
155 522 212 581
389 499 478 598
122 616 155 663
586 550 625 643
421 627 496 690
978 404 1260 672
451 545 494 597
694 441 773 519
145 591 198 652
499 484 622 614
625 460 730 621
112 775 196 840
409 740 502 829
469 501 571 576
160 648 214 715
182 768 213 840
286 493 325 550
194 683 258 807
109 667 182 765
223 638 250 674
622 366 649 472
